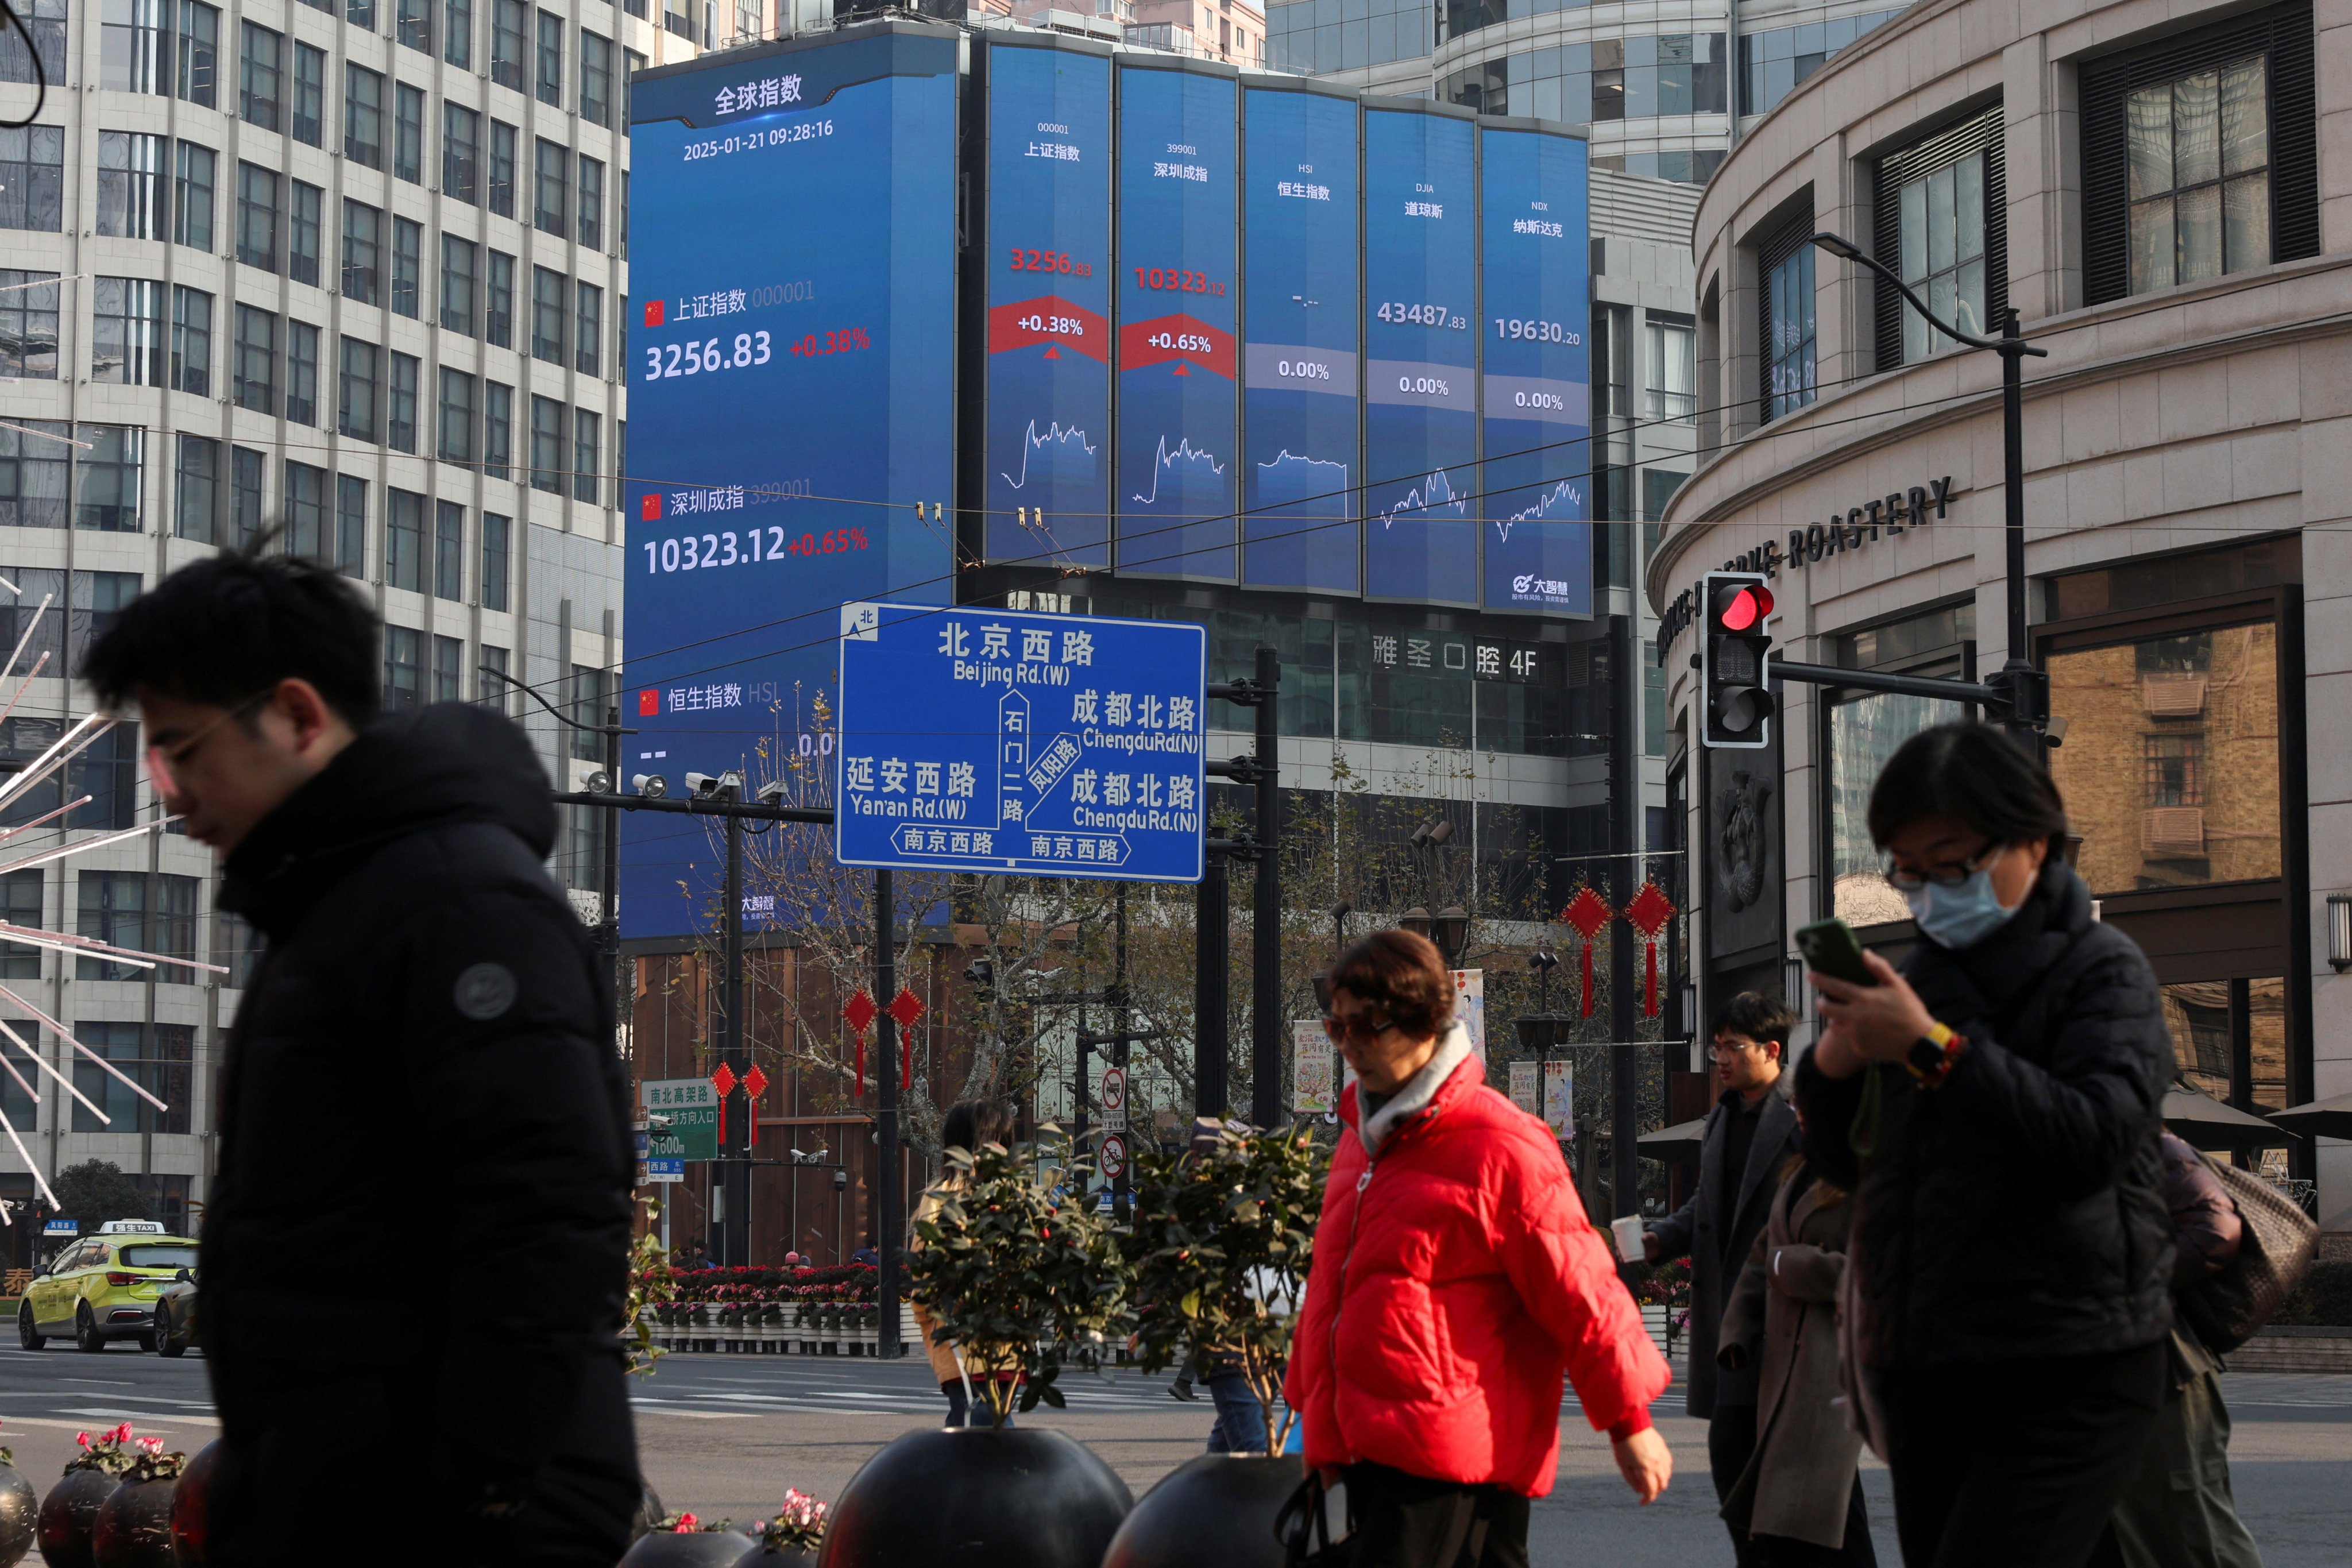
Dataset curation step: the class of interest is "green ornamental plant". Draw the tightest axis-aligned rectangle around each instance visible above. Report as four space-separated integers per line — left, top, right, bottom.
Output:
625 1198 678 1376
1123 1122 1321 1456
903 1137 1128 1421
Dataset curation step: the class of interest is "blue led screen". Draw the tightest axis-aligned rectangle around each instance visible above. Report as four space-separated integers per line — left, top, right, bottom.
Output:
982 43 1113 570
1239 86 1362 593
621 27 958 939
1479 125 1592 615
1114 65 1239 582
1361 106 1479 606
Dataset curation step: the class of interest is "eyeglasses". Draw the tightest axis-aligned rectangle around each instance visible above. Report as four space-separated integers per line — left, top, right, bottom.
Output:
143 692 273 798
1323 1011 1400 1046
1880 840 2000 892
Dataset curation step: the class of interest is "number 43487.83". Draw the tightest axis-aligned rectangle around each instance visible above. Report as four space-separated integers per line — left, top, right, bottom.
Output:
645 332 773 380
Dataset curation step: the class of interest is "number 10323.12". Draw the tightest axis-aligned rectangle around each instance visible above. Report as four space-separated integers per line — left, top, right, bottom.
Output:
642 526 870 574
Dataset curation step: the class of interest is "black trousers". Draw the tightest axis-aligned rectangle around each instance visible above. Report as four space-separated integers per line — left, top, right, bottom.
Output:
1709 1403 1763 1567
1880 1343 2167 1568
1344 1462 1530 1568
1751 1476 1879 1567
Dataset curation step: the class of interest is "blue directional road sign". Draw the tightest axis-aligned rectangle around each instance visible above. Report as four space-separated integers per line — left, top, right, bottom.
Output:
836 603 1207 882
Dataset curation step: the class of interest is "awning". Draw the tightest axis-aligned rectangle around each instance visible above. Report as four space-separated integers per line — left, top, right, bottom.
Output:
2161 1087 2297 1152
2264 1090 2352 1143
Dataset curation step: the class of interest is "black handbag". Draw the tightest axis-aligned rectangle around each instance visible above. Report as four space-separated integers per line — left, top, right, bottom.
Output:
1276 1472 1355 1568
2177 1150 2317 1354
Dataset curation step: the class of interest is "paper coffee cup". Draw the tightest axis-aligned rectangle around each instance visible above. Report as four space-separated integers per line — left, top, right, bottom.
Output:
1610 1215 1646 1264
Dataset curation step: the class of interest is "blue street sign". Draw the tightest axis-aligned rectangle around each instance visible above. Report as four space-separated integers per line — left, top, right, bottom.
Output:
837 603 1207 882
646 1157 685 1179
44 1218 76 1234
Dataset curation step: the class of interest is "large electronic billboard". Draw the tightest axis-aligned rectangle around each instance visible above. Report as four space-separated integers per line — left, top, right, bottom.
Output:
1114 61 1239 582
1361 103 1480 607
623 24 958 939
1239 81 1361 593
1478 123 1592 615
979 38 1113 570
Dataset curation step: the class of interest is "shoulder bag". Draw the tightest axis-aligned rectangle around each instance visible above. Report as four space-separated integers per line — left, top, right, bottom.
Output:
2177 1150 2318 1354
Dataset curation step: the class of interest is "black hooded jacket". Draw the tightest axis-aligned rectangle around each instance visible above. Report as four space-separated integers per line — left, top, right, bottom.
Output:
206 703 638 1543
1793 860 2175 1372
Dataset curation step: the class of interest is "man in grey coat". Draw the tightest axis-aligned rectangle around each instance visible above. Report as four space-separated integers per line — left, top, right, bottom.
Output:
1646 992 1805 1567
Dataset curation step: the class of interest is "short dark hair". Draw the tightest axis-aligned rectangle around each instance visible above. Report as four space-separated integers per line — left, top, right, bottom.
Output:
940 1098 1014 1153
1867 721 2068 856
1330 928 1457 1040
80 551 381 728
1712 991 1795 1052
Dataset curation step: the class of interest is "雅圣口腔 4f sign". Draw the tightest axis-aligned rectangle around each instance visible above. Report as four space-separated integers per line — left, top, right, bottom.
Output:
836 603 1207 882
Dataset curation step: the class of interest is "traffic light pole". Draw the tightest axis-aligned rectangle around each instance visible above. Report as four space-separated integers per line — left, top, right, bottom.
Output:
1200 646 1279 1125
875 866 901 1359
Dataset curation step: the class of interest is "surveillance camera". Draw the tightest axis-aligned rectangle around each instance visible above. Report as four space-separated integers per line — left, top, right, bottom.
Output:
633 773 668 799
685 771 719 798
584 768 613 795
756 778 787 805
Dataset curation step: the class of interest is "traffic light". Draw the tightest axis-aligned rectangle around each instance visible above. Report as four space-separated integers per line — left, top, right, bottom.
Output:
1701 570 1775 749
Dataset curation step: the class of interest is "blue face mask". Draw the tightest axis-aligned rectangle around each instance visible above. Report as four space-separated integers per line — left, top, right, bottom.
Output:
1902 865 2025 950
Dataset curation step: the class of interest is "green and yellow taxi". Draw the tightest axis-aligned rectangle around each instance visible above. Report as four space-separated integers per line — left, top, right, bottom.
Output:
17 1220 199 1353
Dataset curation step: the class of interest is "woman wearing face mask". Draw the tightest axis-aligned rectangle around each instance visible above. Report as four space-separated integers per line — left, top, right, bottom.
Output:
1799 723 2173 1568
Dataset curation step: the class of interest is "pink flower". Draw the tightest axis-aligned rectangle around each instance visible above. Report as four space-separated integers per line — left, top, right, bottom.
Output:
75 1432 90 1447
674 1513 699 1534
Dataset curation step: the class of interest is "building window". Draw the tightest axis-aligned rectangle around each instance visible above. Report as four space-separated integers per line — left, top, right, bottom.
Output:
481 511 510 609
238 21 281 132
394 84 426 184
438 369 477 465
72 1021 188 1131
288 179 322 287
434 501 465 598
0 870 40 979
342 199 382 304
383 625 424 713
346 64 385 169
335 475 368 577
338 337 379 442
173 139 214 249
286 319 319 425
92 278 165 387
285 459 328 559
173 434 218 542
536 9 563 106
486 250 515 347
397 0 431 51
446 0 473 67
1759 218 1816 422
0 270 60 379
386 488 425 591
573 408 600 504
432 634 465 702
2144 732 2204 808
169 285 211 396
1875 106 2006 370
492 0 527 89
1738 9 1905 117
578 154 603 250
235 161 278 269
484 383 513 481
0 0 67 87
74 427 144 533
530 395 563 493
213 908 260 988
96 131 167 240
348 0 377 29
2082 5 2317 307
443 103 480 203
488 120 517 218
291 40 324 146
478 644 509 708
581 29 611 126
0 424 69 528
531 266 565 361
575 281 601 376
441 235 478 334
229 445 263 548
1644 316 1695 419
1824 601 1975 924
0 126 65 233
391 217 422 318
174 1 217 106
534 138 567 236
387 353 420 454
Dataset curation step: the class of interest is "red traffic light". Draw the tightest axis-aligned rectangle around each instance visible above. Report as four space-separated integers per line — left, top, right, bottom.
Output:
1717 584 1772 632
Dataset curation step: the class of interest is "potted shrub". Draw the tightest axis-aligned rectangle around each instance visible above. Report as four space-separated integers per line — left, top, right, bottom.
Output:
618 1513 756 1567
1 1424 37 1568
37 1424 135 1568
820 1140 1130 1568
91 1439 181 1568
1103 1122 1322 1568
741 1489 827 1565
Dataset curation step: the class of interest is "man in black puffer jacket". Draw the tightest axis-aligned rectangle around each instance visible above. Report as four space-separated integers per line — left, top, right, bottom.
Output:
1799 723 2173 1568
83 554 640 1567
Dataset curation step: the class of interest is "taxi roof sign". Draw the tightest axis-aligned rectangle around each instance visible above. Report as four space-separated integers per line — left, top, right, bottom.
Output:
95 1219 166 1234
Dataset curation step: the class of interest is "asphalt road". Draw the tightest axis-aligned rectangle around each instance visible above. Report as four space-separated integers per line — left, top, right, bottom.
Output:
3 1342 2347 1565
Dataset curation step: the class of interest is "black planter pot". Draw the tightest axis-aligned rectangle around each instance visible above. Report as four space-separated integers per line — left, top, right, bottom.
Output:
1100 1454 1302 1568
617 1531 759 1567
0 1465 36 1568
817 1427 1131 1568
166 1443 220 1568
732 1548 815 1568
36 1469 119 1568
90 1480 174 1568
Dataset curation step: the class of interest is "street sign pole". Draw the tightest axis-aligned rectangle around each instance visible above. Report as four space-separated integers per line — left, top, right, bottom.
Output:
1609 613 1640 1226
721 812 748 1268
1196 853 1229 1116
875 867 902 1359
1250 644 1283 1131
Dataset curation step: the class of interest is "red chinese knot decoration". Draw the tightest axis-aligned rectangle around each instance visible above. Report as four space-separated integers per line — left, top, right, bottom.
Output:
1621 880 1679 1019
740 1064 769 1147
887 989 925 1091
843 991 877 1094
710 1063 737 1144
1559 885 1613 1019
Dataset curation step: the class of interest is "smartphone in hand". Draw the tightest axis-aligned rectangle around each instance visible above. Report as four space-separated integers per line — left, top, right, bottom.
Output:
1794 918 1879 988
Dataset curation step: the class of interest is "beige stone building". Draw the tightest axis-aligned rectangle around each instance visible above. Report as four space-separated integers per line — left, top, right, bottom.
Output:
1648 0 2351 1235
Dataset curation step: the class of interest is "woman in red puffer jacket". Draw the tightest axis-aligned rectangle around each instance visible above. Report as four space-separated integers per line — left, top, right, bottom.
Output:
1285 929 1674 1568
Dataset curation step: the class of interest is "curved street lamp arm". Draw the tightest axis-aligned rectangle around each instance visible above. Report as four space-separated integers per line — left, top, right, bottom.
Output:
1806 232 2050 358
478 664 636 737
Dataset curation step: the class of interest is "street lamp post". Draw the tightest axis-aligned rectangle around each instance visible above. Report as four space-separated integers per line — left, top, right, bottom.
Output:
1804 233 2052 741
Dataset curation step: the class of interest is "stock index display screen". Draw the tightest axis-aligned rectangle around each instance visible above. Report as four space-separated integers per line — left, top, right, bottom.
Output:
622 24 958 939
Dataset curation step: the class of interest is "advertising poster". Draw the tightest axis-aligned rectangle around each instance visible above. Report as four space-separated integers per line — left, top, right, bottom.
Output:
623 26 958 939
1451 967 1486 1065
1292 1019 1335 1114
1115 64 1239 581
1544 1059 1573 1137
982 40 1113 570
1479 125 1593 615
1508 1059 1539 1117
1239 84 1361 592
1362 104 1479 605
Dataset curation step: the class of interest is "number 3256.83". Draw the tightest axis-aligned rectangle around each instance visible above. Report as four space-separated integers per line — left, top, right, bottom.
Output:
645 332 772 380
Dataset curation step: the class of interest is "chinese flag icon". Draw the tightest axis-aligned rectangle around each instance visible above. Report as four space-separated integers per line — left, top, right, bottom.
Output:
644 299 665 327
640 493 661 521
638 689 660 717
